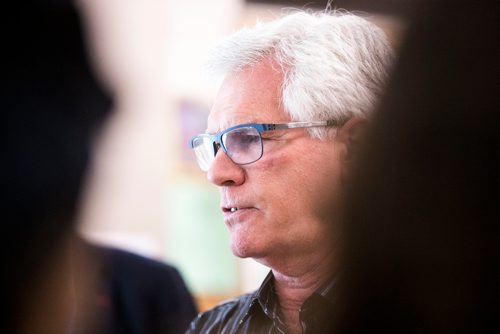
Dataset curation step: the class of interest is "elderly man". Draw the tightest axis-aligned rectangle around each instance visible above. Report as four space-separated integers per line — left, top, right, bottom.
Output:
187 11 393 333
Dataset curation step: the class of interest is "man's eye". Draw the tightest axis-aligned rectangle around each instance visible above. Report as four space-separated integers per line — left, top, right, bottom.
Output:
237 134 260 143
226 134 258 149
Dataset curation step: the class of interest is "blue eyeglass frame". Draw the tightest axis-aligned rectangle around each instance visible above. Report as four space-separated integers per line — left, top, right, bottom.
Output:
189 120 340 168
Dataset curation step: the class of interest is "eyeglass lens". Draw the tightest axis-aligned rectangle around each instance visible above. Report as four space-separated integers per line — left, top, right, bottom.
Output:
222 127 263 165
192 136 214 171
193 127 263 171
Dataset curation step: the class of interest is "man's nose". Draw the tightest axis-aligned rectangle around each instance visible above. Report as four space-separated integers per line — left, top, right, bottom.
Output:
207 149 245 187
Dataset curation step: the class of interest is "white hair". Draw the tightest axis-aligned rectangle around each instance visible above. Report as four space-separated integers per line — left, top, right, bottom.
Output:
206 10 394 138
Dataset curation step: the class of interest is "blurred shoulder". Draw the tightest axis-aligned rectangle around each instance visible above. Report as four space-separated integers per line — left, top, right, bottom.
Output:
84 241 184 284
186 293 254 334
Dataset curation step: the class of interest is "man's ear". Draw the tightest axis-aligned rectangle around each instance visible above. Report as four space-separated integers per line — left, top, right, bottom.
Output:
336 117 367 162
336 117 367 183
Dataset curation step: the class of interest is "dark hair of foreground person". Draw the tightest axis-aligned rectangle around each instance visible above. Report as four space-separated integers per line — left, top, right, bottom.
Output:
331 0 499 333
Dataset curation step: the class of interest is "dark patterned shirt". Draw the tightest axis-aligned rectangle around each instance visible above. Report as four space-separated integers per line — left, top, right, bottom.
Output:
186 271 336 333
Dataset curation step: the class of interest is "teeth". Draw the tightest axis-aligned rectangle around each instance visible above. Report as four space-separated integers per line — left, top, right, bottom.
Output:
230 207 238 212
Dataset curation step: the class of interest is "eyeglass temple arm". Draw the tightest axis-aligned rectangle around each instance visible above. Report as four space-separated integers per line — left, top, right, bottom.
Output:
264 120 339 131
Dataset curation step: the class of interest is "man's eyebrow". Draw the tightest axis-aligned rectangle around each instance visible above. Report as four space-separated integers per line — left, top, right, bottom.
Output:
206 119 261 134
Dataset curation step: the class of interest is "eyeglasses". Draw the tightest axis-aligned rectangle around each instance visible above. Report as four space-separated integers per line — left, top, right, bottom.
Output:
189 120 339 172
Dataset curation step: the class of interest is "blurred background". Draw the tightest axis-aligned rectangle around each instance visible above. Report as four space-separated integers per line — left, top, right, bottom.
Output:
75 0 405 311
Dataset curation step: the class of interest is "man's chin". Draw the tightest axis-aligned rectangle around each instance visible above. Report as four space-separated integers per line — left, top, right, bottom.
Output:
229 239 261 259
230 243 252 258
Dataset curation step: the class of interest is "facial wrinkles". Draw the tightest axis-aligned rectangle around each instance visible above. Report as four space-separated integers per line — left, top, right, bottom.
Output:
271 135 333 207
237 142 294 212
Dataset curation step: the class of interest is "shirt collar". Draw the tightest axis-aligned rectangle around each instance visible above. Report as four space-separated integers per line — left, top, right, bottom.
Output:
255 271 278 319
250 271 338 319
315 274 338 304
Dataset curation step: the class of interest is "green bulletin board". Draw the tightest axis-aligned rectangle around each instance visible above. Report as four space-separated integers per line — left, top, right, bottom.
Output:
165 175 238 295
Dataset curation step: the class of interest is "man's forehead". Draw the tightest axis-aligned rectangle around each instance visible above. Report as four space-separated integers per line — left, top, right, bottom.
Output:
205 56 287 134
206 111 261 134
206 99 292 134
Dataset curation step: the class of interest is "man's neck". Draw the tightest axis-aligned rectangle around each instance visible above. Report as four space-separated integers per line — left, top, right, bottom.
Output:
270 251 336 334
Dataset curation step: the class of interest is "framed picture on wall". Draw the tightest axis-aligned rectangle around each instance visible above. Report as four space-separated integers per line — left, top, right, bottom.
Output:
178 99 210 166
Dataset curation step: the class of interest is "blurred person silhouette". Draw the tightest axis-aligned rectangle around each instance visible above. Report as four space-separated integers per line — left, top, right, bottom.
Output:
186 10 394 334
73 237 197 334
1 1 111 332
330 0 499 333
1 1 196 333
